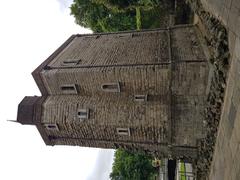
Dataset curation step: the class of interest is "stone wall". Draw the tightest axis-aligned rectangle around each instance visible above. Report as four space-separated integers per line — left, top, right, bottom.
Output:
41 65 171 96
42 95 170 157
17 25 210 160
48 31 169 68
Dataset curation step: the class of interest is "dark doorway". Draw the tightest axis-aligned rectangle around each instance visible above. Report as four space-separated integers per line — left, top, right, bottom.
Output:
168 159 176 180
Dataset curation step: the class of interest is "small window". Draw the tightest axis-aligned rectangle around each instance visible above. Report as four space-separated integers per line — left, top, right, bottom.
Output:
44 123 59 131
134 95 148 102
78 109 89 120
60 84 78 94
61 86 74 91
132 33 140 38
95 35 101 39
62 59 81 66
116 128 130 136
83 36 93 39
118 33 131 38
101 82 120 92
113 143 119 148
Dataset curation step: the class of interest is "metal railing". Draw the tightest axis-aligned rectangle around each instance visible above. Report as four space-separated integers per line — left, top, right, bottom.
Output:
176 161 195 180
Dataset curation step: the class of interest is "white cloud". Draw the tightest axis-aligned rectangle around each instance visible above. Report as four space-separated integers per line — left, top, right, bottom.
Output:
87 149 115 180
57 0 73 11
0 0 113 180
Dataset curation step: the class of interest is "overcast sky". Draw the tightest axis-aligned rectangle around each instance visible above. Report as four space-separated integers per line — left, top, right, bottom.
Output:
0 0 114 180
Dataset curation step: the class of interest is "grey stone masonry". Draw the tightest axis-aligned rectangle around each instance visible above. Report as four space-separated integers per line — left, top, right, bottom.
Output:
17 25 210 160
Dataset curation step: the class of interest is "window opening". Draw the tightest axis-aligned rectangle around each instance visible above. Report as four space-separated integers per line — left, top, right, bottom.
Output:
132 33 140 38
62 59 81 66
134 95 148 102
101 82 120 92
60 84 78 94
116 128 130 136
61 86 74 91
118 33 131 38
77 109 89 120
44 123 59 131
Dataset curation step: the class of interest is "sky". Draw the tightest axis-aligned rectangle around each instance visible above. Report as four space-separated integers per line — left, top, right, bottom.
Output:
0 0 114 180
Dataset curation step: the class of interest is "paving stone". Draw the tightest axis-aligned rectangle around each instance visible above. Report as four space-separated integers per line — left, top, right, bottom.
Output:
232 144 240 177
199 0 240 179
227 6 240 34
229 129 239 157
236 157 240 179
224 0 233 10
234 37 240 59
229 102 237 129
228 30 237 56
221 7 230 25
235 111 240 142
231 0 240 11
213 154 226 180
232 86 240 108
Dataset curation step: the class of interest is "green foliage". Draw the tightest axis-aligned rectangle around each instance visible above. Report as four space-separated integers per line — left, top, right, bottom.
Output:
140 5 169 29
70 0 136 32
110 149 157 180
93 0 165 11
136 7 141 30
92 0 131 12
70 0 173 32
174 0 194 24
180 162 187 180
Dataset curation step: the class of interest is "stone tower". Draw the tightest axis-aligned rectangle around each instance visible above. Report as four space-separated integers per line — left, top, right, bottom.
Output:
17 25 209 159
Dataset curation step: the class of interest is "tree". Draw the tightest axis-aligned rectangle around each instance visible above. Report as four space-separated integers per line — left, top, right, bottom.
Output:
70 0 180 33
93 0 170 12
70 0 174 32
70 0 136 32
110 149 157 180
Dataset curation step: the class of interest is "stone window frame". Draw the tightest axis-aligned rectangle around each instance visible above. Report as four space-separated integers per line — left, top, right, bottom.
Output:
118 33 132 38
116 128 130 136
101 82 121 92
43 123 59 131
60 84 78 94
134 95 148 102
77 109 89 120
61 59 81 66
